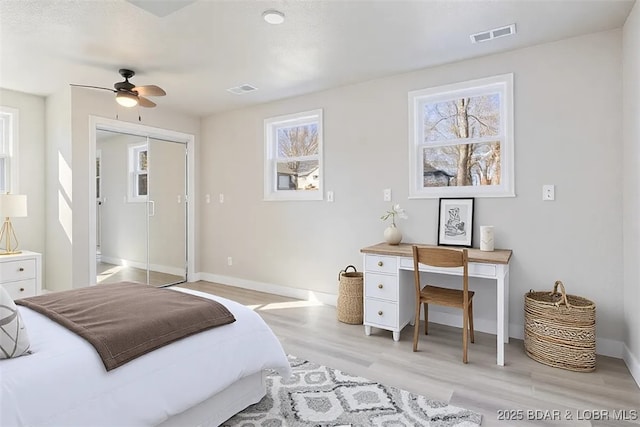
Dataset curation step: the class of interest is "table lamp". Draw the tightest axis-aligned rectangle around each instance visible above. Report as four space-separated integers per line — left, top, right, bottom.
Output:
0 193 28 255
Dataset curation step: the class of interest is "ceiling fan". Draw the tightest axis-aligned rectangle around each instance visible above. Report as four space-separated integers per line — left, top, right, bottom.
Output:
71 69 166 108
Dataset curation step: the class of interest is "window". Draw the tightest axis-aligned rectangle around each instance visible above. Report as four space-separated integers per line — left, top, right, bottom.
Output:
0 106 18 194
264 109 323 201
408 74 514 198
128 142 148 202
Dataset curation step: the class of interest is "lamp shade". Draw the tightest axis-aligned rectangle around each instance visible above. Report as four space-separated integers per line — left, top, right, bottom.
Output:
0 194 27 218
116 92 139 108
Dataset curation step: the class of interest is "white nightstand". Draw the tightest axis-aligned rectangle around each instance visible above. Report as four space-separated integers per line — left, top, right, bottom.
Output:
0 251 42 300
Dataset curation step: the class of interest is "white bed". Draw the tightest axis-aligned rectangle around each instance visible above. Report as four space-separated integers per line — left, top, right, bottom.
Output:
0 287 291 427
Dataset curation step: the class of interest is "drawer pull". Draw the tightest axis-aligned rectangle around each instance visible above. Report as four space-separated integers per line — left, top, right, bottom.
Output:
378 284 384 289
377 310 383 316
377 261 383 267
18 267 24 272
19 288 25 292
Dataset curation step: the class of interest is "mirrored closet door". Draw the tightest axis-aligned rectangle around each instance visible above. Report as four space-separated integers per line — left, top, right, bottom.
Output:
96 130 187 287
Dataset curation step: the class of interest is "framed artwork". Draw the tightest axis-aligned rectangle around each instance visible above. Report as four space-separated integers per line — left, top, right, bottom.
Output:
437 198 474 247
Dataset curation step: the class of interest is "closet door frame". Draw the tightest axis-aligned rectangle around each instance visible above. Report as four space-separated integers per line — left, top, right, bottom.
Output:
88 116 195 286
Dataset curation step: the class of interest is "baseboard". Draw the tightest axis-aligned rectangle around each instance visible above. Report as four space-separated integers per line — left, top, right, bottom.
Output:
197 273 338 307
194 272 627 359
100 255 185 277
623 344 640 388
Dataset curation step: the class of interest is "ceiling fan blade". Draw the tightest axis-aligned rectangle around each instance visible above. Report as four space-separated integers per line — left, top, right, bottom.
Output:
70 84 116 93
133 85 166 96
137 96 156 108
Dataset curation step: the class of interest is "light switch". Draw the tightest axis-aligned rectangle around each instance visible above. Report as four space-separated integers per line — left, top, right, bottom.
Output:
205 194 211 204
327 191 334 202
543 185 555 201
219 193 224 203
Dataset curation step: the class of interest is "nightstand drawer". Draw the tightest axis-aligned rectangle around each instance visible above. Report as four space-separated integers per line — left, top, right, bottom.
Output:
365 272 398 301
1 279 37 300
0 259 36 282
365 255 397 274
364 299 398 329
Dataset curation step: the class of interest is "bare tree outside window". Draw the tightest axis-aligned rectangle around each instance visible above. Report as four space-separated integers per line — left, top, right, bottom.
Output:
409 74 514 198
422 94 501 187
276 124 319 190
264 109 323 201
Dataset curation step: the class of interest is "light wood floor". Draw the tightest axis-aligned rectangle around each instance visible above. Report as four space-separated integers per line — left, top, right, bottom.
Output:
179 281 640 427
97 262 184 287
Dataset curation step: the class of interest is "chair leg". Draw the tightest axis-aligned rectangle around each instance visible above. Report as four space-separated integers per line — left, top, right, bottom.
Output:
413 301 421 352
469 300 475 343
462 308 469 364
424 303 429 335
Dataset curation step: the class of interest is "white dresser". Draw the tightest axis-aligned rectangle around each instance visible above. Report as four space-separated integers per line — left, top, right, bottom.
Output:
0 251 42 300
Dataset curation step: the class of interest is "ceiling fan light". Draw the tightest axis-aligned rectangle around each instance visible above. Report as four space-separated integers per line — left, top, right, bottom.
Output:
116 92 138 108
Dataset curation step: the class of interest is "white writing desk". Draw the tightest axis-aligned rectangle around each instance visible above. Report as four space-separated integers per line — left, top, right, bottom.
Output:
360 243 512 366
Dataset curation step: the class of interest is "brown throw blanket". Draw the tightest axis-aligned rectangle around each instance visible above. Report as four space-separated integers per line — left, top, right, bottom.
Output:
16 282 235 371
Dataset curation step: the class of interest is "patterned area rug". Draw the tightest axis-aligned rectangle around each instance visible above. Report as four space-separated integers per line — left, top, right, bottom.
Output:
223 355 482 426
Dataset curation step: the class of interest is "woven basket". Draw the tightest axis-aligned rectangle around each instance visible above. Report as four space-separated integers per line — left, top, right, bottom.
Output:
337 265 363 325
524 281 596 372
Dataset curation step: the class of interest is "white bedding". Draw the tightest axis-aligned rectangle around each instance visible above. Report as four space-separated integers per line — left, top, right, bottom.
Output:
0 287 291 427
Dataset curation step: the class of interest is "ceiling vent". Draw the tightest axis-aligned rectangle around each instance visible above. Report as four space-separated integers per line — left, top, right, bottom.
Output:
227 84 258 95
470 24 516 44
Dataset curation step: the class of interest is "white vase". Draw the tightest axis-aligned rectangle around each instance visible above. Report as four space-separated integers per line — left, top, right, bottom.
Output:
384 225 402 245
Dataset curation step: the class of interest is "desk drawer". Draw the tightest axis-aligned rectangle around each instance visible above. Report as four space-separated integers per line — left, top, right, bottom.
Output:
364 299 398 329
399 258 497 278
365 272 397 302
470 263 496 277
0 259 36 283
365 255 397 274
2 279 37 300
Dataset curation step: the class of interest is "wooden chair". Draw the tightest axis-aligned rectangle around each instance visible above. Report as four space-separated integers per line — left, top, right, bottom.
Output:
412 246 475 363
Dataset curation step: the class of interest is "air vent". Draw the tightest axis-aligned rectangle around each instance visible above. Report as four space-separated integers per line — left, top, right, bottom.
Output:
470 24 516 44
227 84 258 95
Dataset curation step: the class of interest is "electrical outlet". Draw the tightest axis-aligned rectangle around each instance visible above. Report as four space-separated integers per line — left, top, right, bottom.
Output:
219 193 225 203
543 185 555 201
383 189 392 202
227 257 233 266
205 194 211 204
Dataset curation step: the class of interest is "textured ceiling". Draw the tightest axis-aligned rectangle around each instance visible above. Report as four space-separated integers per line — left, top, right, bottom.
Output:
0 0 635 117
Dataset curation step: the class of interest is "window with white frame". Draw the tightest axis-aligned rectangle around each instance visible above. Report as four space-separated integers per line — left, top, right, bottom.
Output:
0 106 18 194
128 142 148 202
408 74 514 198
264 109 323 201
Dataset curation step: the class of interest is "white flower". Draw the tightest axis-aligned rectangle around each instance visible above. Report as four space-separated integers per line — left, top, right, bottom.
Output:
381 204 408 226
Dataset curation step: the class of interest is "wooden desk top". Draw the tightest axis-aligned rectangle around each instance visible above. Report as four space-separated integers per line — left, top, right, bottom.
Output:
360 242 512 265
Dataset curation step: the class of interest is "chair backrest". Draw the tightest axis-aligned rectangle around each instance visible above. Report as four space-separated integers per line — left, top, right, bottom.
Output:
412 246 469 293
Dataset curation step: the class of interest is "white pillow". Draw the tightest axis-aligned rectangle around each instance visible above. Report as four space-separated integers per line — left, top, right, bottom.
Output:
0 285 31 359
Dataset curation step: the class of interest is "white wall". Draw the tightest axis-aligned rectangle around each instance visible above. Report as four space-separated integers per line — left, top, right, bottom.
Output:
200 30 626 355
0 89 46 256
45 89 73 292
623 1 640 385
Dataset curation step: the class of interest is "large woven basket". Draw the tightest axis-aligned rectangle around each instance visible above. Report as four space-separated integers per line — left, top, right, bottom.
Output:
337 265 363 325
524 281 596 372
